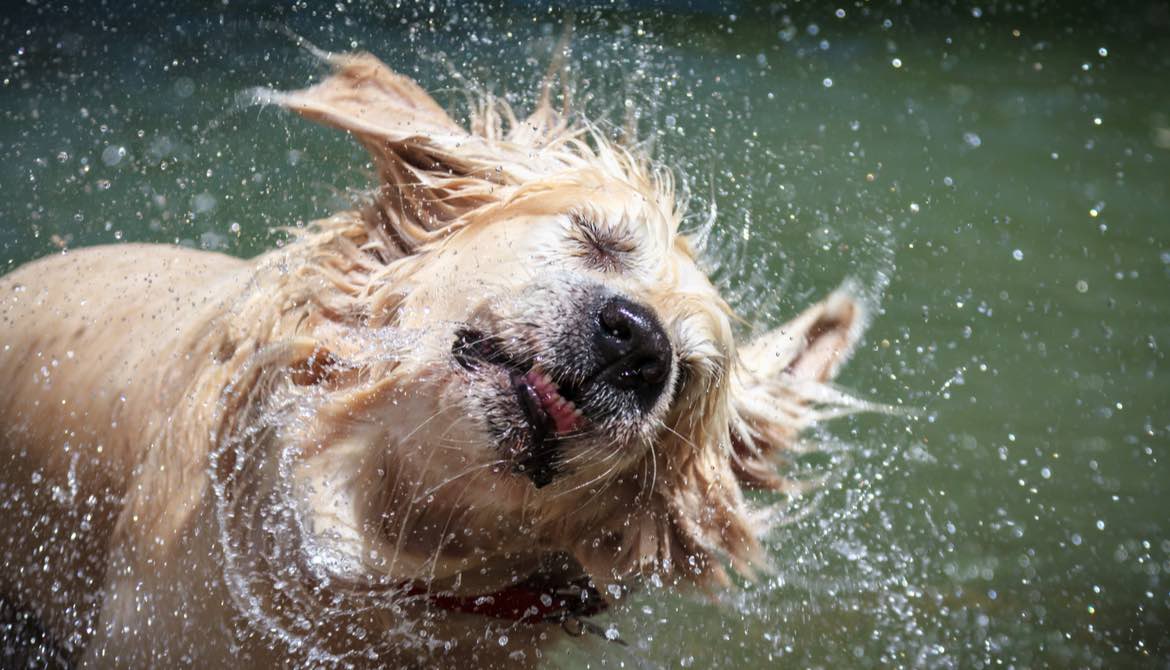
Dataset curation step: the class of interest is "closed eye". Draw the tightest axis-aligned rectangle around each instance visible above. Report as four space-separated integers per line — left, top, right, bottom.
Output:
568 212 636 272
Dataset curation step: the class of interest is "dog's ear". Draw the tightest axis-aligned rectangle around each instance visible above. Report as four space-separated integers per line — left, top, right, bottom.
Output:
274 52 465 140
262 53 509 254
729 286 867 490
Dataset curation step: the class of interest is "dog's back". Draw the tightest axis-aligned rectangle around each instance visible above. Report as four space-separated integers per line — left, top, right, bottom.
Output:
0 245 247 658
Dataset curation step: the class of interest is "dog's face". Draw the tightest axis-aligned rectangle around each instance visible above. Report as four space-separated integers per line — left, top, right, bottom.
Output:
394 175 727 492
263 52 865 602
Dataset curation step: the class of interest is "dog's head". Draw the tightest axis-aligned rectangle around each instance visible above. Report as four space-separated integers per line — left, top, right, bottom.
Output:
253 52 867 602
400 172 724 492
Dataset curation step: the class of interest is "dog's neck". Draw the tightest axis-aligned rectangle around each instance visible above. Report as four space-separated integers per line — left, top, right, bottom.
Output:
288 433 623 628
289 422 539 591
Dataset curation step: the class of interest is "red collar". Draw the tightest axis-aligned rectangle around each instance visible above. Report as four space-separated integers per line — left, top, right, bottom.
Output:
397 574 607 624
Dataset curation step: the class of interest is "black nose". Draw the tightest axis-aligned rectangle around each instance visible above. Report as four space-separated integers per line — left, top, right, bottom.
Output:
594 296 672 406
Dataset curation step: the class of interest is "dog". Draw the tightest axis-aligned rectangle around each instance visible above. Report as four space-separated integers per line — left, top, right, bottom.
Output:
0 50 867 668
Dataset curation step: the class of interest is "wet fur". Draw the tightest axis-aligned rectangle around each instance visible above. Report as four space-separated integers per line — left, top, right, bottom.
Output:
0 51 868 667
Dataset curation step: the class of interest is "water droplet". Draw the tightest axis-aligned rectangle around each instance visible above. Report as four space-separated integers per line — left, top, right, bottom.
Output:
101 145 127 166
1012 249 1024 261
174 76 195 98
193 192 217 214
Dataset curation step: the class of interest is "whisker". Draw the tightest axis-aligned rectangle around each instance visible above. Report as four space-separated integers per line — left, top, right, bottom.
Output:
554 431 623 469
641 436 658 504
384 407 454 578
411 459 508 503
550 438 625 501
565 455 625 517
421 468 481 597
396 404 454 445
661 422 700 452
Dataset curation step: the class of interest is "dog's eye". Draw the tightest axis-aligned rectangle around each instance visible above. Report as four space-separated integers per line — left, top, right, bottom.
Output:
568 213 635 272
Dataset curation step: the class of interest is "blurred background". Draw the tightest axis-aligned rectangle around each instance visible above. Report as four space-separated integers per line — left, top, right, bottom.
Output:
2 1 1168 667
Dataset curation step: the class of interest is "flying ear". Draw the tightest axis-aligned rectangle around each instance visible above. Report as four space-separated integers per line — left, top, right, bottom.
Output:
258 49 589 257
271 52 465 140
257 52 509 254
729 285 868 490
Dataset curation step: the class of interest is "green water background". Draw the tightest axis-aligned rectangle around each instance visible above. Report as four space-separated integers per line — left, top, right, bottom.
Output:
1 1 1167 667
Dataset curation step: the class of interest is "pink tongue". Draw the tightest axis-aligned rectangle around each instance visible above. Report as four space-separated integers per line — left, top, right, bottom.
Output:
524 371 581 434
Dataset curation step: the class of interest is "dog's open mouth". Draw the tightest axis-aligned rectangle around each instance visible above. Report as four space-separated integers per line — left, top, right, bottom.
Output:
452 328 584 485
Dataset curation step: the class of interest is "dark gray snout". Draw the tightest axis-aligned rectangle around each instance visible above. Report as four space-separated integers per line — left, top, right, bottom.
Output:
593 296 672 409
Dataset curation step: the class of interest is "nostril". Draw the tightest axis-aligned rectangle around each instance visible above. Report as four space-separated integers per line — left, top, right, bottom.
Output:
640 359 668 385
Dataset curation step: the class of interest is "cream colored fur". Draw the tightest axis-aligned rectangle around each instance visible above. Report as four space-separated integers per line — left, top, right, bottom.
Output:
0 51 867 668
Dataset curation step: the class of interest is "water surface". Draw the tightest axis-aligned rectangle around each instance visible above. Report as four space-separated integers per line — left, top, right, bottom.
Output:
1 2 1167 667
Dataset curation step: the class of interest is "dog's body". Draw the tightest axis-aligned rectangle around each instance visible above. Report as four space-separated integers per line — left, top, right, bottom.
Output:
0 52 867 667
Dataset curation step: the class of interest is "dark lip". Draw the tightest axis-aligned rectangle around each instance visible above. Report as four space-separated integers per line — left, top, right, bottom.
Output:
452 328 582 487
512 371 554 439
452 328 512 371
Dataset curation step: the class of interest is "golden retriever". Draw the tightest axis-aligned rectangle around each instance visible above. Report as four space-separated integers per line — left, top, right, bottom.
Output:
0 50 867 668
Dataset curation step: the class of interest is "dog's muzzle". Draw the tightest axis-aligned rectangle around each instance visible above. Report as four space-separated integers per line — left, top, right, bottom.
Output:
452 291 673 487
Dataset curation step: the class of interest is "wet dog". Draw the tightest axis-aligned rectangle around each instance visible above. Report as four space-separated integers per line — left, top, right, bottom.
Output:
0 51 866 667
